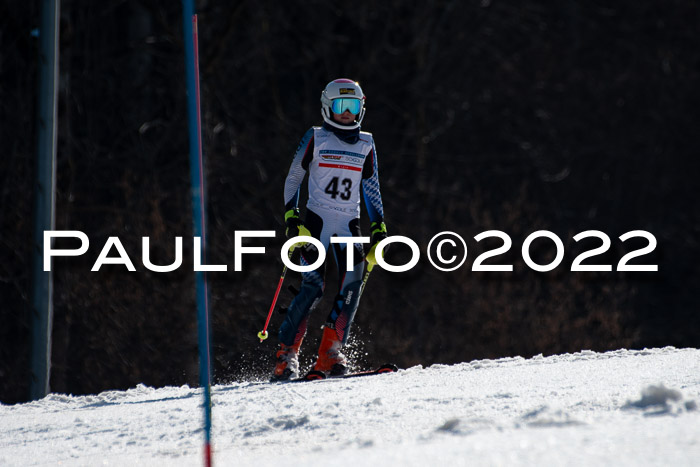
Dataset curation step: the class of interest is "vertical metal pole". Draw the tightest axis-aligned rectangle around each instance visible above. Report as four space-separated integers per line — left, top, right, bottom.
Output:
182 3 213 466
30 0 60 401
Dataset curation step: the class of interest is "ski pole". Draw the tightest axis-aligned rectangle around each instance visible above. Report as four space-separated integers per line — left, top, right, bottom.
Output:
358 261 374 299
258 248 294 342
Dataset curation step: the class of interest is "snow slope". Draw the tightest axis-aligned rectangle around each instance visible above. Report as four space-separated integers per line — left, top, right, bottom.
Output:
2 347 698 466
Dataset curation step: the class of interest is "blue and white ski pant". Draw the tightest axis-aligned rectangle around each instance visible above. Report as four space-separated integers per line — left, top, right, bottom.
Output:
278 206 365 347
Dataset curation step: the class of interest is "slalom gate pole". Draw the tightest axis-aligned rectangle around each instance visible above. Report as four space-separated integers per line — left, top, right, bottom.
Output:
30 0 60 401
258 249 294 342
182 5 213 467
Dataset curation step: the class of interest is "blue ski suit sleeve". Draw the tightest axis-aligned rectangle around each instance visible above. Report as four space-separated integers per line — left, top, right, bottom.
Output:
361 138 385 224
284 128 315 211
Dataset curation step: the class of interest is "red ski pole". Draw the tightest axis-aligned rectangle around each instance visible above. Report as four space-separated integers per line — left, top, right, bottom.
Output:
258 248 294 342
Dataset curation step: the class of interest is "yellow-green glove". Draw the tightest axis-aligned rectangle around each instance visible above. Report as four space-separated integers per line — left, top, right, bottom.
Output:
366 221 387 266
285 209 311 249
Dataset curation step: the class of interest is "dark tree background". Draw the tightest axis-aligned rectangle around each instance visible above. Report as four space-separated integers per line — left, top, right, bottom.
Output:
2 1 699 404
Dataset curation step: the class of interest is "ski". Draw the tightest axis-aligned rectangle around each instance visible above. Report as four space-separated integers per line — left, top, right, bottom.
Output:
295 363 399 382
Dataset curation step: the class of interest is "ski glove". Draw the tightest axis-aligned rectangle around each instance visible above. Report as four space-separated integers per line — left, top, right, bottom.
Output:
366 221 388 266
285 209 312 249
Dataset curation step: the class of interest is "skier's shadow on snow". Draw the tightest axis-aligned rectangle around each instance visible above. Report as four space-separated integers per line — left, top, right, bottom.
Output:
80 391 199 409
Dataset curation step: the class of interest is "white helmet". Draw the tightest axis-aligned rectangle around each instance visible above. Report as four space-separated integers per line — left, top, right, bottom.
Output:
320 78 366 130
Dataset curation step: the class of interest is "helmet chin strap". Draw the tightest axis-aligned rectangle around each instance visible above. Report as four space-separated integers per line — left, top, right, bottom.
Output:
320 107 364 130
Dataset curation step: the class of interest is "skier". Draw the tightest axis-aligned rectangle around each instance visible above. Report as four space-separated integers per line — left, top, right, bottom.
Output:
272 78 387 381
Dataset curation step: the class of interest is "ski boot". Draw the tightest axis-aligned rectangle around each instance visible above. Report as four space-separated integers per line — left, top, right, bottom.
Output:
313 326 347 376
271 342 301 382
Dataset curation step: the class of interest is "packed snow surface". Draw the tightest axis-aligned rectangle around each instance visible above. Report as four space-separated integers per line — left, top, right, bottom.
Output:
2 347 699 466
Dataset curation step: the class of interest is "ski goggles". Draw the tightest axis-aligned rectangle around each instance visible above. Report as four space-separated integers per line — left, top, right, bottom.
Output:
331 98 362 115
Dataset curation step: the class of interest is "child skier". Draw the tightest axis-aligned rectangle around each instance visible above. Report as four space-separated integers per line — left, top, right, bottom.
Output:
272 78 387 381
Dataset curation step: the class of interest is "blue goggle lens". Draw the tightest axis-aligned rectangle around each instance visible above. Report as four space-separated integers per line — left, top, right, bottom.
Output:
331 98 362 115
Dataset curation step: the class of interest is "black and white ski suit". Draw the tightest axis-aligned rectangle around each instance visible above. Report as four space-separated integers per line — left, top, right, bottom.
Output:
279 123 385 347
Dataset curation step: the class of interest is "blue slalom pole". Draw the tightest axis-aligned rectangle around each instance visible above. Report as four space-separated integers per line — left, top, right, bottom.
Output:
182 4 213 466
30 0 60 402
